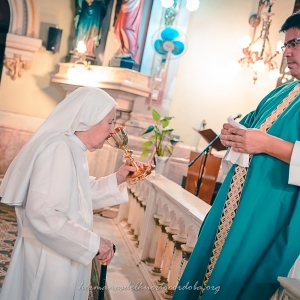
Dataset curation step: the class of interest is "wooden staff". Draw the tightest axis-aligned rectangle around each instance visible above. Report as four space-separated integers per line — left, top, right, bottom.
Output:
98 244 116 300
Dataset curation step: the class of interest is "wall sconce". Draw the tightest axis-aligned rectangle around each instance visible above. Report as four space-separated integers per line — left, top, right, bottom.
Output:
160 0 199 11
238 0 283 83
74 40 88 65
161 0 174 8
67 40 97 83
46 27 62 53
186 0 199 11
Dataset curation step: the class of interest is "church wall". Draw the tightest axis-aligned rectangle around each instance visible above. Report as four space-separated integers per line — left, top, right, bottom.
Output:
169 0 295 148
0 0 296 146
0 0 74 118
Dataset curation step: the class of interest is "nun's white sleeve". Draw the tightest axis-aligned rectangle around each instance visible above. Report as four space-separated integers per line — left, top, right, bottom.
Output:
25 141 99 267
288 141 300 186
90 174 128 210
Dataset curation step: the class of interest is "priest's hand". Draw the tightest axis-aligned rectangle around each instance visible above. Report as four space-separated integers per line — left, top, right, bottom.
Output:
220 127 269 154
95 237 115 265
220 123 235 147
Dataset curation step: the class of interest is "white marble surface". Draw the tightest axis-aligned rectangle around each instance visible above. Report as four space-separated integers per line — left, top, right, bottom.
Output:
52 64 151 98
278 277 300 300
150 174 211 226
116 174 211 299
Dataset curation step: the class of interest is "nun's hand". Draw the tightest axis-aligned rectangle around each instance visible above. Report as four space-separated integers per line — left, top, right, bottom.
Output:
116 160 151 185
116 159 136 185
95 237 114 265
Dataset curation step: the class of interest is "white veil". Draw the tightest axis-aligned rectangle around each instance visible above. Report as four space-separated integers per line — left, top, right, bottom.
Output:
0 87 116 206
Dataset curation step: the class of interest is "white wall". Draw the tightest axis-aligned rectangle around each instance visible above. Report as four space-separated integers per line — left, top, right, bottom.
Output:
0 0 74 118
170 0 295 148
0 0 295 145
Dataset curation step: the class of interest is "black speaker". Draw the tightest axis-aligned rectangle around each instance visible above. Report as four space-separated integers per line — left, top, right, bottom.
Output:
46 27 62 53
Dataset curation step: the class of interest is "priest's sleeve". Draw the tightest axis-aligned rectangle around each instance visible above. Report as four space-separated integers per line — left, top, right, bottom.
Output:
289 141 300 186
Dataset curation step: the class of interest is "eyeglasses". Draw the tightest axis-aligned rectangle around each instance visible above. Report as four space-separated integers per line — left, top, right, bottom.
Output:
281 37 300 51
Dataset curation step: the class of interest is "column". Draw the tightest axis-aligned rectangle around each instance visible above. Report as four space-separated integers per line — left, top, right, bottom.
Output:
117 187 130 222
131 196 143 246
180 244 194 278
151 219 170 276
126 185 135 228
144 215 160 265
164 235 187 298
135 199 146 248
157 227 178 285
133 196 144 240
127 186 139 234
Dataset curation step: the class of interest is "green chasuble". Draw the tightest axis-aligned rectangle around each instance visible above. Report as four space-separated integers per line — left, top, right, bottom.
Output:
173 81 300 300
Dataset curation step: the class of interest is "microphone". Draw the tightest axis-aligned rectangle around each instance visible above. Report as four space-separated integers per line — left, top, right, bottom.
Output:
233 114 242 120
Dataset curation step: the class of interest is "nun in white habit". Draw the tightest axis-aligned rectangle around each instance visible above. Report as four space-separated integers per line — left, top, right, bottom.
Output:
0 87 140 300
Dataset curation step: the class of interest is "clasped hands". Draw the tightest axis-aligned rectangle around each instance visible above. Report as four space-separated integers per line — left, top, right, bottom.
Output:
220 123 270 154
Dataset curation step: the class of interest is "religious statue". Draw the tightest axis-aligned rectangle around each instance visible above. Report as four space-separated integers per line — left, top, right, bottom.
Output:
112 0 144 63
74 0 111 57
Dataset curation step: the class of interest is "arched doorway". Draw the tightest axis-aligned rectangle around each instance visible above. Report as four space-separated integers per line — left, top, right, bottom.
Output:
0 0 10 82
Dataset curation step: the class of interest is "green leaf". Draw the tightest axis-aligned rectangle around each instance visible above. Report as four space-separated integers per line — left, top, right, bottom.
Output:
141 149 151 159
142 125 154 135
154 127 162 136
141 141 153 148
170 137 181 145
162 116 174 121
152 110 161 121
166 145 173 155
161 119 169 128
162 129 174 134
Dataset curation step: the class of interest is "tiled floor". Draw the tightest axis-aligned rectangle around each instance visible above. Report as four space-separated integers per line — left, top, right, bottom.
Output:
0 203 18 291
0 202 17 292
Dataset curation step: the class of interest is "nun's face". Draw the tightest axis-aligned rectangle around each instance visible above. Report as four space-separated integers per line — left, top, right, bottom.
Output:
77 108 116 151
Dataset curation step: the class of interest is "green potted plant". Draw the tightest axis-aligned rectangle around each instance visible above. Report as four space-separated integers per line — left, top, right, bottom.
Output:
140 110 180 173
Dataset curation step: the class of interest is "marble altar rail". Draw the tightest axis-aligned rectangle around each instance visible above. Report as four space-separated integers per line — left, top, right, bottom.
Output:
115 174 211 299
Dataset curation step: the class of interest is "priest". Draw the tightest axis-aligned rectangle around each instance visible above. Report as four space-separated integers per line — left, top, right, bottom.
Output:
173 11 300 300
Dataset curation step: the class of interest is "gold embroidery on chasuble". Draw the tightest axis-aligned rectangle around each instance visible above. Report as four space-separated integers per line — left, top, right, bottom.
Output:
199 83 300 299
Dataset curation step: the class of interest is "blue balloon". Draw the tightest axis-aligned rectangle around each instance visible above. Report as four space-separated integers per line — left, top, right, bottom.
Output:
161 27 179 41
154 40 168 55
172 41 185 55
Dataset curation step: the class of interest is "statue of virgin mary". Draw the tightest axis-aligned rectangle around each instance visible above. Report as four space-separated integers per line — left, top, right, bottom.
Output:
74 0 111 57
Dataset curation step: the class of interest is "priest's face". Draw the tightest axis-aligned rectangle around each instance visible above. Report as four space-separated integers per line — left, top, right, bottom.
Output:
283 27 300 79
84 107 116 151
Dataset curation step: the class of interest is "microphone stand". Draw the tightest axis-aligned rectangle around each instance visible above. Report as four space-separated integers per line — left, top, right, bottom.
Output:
188 134 220 196
188 113 241 197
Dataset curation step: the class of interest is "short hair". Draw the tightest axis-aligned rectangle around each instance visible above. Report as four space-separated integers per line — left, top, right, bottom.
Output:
280 10 300 32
